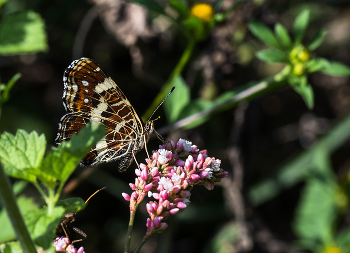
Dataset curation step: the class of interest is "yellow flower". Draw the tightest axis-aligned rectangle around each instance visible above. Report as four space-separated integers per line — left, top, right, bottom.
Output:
322 245 344 253
292 63 305 76
190 3 214 23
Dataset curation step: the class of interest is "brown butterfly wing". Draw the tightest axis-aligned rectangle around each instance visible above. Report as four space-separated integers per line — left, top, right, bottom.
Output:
55 58 145 168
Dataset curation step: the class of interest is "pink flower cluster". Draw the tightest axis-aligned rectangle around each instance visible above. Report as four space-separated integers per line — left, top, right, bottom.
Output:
122 138 227 236
53 237 84 253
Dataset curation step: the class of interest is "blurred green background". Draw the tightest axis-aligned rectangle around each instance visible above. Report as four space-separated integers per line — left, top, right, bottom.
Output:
1 0 350 252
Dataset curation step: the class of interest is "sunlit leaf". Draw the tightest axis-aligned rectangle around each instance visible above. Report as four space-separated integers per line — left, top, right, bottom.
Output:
293 9 310 45
248 21 281 49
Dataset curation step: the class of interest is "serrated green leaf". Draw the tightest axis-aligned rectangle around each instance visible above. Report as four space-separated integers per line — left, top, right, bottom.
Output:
321 61 350 76
178 99 212 129
0 11 48 55
308 29 327 51
56 197 86 214
256 48 288 63
293 9 310 45
275 23 291 49
305 58 329 73
163 75 190 123
0 130 46 182
248 21 281 49
169 0 188 18
293 178 336 244
40 123 105 186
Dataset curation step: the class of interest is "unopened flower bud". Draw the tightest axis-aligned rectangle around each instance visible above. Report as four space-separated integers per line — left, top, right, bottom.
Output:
122 193 131 201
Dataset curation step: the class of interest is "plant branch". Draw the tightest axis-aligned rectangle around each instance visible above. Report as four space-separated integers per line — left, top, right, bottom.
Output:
0 166 36 253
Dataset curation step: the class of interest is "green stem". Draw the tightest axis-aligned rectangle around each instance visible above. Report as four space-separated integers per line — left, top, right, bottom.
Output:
133 234 151 253
124 208 137 253
0 166 36 253
142 39 196 121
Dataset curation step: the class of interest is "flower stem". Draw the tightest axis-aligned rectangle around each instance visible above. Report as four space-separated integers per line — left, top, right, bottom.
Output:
124 208 137 253
132 235 151 253
0 165 36 253
142 38 196 121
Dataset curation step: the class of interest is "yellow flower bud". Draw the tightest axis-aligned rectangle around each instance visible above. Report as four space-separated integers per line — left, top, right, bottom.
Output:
322 245 344 253
292 63 305 76
190 3 214 23
298 47 310 62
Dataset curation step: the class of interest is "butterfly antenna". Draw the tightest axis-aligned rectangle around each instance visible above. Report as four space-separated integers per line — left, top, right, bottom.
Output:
148 86 175 121
85 187 106 204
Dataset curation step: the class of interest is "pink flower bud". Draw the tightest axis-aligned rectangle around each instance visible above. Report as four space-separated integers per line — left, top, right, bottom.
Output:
172 185 181 194
129 183 136 190
156 205 164 215
140 163 148 171
153 217 161 227
141 169 148 181
53 237 70 251
144 183 153 192
182 180 189 189
180 190 191 198
152 152 159 160
176 202 187 209
135 169 141 177
204 181 214 190
199 170 209 178
175 159 185 166
122 193 131 201
197 153 204 163
146 203 154 213
153 193 159 199
77 247 85 253
131 192 138 200
146 218 152 228
160 190 168 200
151 167 158 176
66 244 77 253
170 208 180 214
189 174 200 181
162 200 170 209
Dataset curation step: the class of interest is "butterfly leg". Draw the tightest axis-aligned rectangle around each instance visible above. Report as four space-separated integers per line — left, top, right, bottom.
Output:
132 149 141 168
61 223 70 238
154 129 164 143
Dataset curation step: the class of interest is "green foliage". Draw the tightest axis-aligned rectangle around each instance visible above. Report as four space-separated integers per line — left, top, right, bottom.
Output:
248 21 282 49
163 75 190 123
321 61 350 76
0 73 21 107
256 48 288 63
308 29 327 51
0 11 48 55
274 23 292 49
169 0 188 18
293 9 310 45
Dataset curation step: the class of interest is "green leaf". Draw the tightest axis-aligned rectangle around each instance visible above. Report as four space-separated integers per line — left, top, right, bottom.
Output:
0 11 48 55
293 178 336 245
183 16 205 40
274 23 291 49
0 0 9 9
256 48 288 63
0 241 23 253
163 75 190 123
308 29 327 51
0 73 21 106
0 195 38 244
289 77 314 109
321 61 350 76
169 0 188 18
40 123 105 187
25 206 65 250
248 21 281 49
293 9 310 45
305 58 329 73
56 197 86 214
0 130 46 183
178 99 213 129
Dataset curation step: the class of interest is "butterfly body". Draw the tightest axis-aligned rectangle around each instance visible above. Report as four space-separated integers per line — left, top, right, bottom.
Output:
56 58 154 171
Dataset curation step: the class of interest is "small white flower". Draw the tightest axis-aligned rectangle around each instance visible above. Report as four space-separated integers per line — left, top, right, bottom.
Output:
205 168 213 179
211 159 221 171
183 198 191 205
159 177 174 191
179 138 192 152
158 149 172 164
148 191 153 197
171 173 181 184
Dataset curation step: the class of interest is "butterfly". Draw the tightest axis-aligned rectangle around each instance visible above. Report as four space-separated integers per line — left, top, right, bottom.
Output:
55 57 174 171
